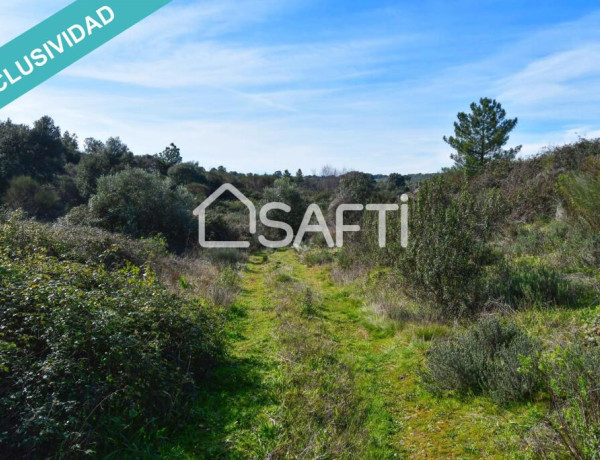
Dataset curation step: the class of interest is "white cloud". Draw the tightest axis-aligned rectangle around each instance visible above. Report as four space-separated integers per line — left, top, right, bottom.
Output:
498 45 600 105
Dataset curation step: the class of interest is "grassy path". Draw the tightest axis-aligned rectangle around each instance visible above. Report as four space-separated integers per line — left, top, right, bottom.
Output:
164 250 538 459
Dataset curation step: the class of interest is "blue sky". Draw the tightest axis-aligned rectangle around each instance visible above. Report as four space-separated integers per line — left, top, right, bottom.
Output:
1 0 600 174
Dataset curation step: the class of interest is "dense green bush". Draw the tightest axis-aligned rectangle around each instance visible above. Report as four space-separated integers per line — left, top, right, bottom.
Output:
1 209 167 268
3 175 60 219
491 258 581 309
424 317 541 404
88 168 195 249
529 345 600 459
335 171 375 203
167 162 207 186
337 140 600 318
74 137 133 199
395 177 503 315
0 117 68 192
261 177 307 234
470 139 600 222
0 216 226 457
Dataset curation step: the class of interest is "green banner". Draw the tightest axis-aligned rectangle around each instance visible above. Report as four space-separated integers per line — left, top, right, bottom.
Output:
0 0 172 109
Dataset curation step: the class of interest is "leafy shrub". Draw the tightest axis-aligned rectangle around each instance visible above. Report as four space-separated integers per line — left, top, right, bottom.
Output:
471 138 600 222
0 217 226 457
202 247 248 266
303 249 334 267
559 166 600 232
1 211 242 307
424 317 541 404
335 171 375 203
491 259 581 309
395 177 503 315
1 209 167 269
74 137 133 199
88 168 195 250
3 175 60 218
299 287 319 317
167 162 206 186
261 177 307 234
529 346 600 459
0 117 68 192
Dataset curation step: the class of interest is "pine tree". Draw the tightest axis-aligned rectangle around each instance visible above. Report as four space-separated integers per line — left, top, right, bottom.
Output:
444 98 521 172
156 143 182 172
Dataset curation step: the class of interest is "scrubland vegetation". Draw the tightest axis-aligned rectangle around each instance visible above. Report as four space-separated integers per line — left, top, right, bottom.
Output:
1 109 600 458
336 137 600 457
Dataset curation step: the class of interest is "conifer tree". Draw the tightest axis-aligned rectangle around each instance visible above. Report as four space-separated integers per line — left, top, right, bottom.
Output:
444 98 521 172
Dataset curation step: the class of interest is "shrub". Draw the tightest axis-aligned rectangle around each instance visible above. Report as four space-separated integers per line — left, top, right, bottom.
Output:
206 266 241 307
88 168 195 250
491 259 581 309
1 209 167 269
167 162 207 186
302 249 334 266
394 177 503 315
559 166 600 232
335 171 375 203
0 219 225 457
74 137 134 199
470 138 600 222
299 287 318 317
261 177 307 234
3 175 60 219
529 345 600 459
423 317 541 404
0 117 67 190
202 247 248 266
74 152 111 199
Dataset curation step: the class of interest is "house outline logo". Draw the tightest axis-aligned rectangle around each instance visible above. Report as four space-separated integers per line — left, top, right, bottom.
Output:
193 184 256 248
194 183 409 250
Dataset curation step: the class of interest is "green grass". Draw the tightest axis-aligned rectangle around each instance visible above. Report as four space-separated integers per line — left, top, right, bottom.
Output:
160 252 282 458
160 249 556 459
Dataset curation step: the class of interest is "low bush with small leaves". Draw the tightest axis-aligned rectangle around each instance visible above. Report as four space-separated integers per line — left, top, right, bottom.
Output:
423 317 541 404
299 287 319 317
201 247 248 267
490 258 583 309
528 345 600 459
0 214 226 457
302 249 334 267
1 209 168 268
504 221 600 272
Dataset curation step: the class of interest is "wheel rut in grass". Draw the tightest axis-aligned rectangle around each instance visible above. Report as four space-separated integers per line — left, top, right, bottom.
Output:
164 249 536 459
